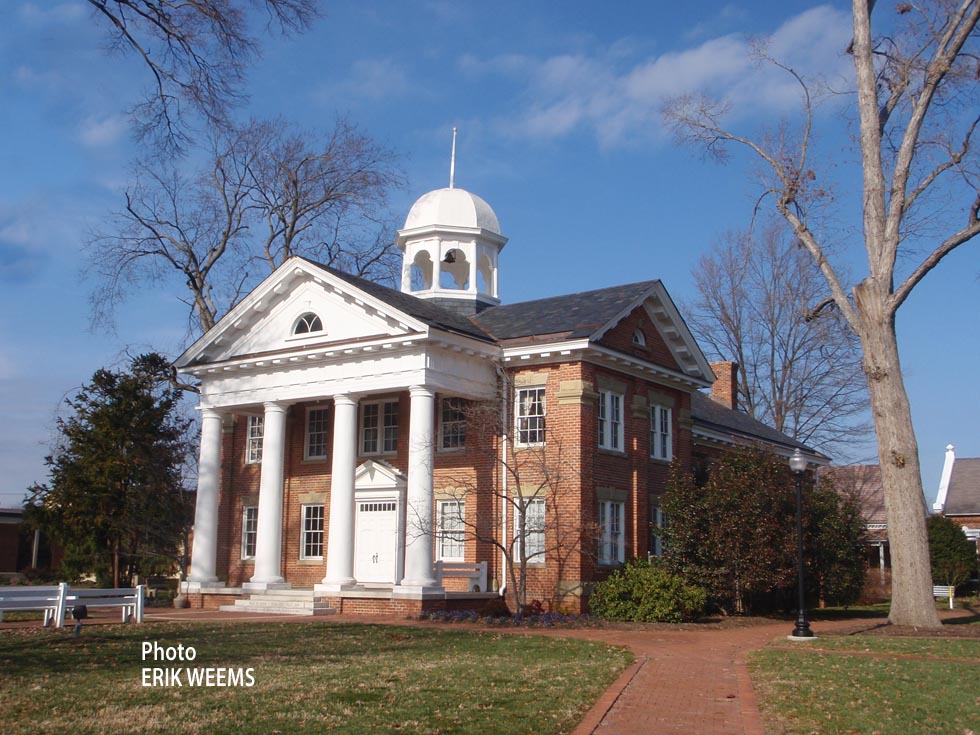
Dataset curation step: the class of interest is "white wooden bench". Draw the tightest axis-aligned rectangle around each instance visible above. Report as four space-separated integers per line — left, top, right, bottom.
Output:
0 584 145 627
434 561 488 592
932 584 955 610
66 586 145 624
0 583 69 627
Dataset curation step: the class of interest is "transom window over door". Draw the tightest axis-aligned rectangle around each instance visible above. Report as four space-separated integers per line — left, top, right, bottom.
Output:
361 400 399 455
515 387 546 445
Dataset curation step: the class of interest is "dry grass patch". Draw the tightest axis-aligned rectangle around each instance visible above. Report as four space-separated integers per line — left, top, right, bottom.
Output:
0 621 631 735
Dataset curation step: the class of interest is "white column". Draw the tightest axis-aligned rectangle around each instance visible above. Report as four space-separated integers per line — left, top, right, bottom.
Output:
245 402 289 590
316 394 358 592
186 408 222 589
396 386 442 593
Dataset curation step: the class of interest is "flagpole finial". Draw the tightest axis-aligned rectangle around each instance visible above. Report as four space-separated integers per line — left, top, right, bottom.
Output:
449 127 457 189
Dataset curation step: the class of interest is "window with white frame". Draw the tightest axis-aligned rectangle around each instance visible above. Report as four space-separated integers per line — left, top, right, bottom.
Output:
515 387 546 445
293 312 323 335
632 329 647 347
436 500 466 560
361 400 399 455
649 503 665 557
650 405 672 461
515 497 546 562
598 391 624 450
245 415 264 464
241 506 258 559
301 504 325 559
598 500 625 564
440 397 466 450
305 408 329 460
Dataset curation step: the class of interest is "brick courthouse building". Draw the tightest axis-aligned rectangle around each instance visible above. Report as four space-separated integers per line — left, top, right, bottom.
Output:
177 183 822 615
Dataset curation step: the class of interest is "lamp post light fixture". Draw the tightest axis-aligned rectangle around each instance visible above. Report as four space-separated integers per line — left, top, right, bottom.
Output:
789 448 815 639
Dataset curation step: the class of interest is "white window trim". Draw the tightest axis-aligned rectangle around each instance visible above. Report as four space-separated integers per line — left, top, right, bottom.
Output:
598 500 625 565
515 387 546 447
436 499 466 561
304 407 329 461
360 399 399 456
650 404 673 461
438 397 467 452
245 415 264 465
241 506 257 560
598 390 624 451
649 505 665 558
514 497 546 563
300 504 325 560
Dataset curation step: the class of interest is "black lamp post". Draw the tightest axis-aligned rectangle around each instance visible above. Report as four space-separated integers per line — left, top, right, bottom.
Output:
789 448 814 639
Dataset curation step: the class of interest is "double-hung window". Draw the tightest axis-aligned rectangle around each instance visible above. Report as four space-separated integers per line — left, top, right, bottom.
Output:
515 387 546 445
361 400 399 455
598 500 625 564
598 391 624 450
440 397 466 450
649 503 666 557
246 416 264 464
650 405 672 461
436 500 465 561
305 408 329 460
515 497 546 562
301 504 325 559
241 506 258 559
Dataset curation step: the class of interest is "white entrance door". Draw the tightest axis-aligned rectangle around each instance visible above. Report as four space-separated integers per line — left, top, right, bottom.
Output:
354 500 398 584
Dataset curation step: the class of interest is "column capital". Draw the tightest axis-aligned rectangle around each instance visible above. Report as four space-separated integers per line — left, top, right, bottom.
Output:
333 393 358 408
409 385 435 400
262 401 289 414
200 406 222 420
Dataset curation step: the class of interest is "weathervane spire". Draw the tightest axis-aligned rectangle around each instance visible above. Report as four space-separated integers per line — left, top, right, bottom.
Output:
449 127 457 189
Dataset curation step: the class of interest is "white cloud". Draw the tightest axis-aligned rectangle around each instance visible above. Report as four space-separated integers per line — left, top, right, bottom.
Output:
18 2 85 25
464 4 853 148
77 115 128 147
12 65 63 91
312 57 415 106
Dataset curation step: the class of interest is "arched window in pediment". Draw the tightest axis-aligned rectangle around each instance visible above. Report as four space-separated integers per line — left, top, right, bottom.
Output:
294 312 323 335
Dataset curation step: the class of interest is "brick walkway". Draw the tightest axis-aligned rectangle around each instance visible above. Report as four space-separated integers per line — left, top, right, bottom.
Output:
0 608 898 734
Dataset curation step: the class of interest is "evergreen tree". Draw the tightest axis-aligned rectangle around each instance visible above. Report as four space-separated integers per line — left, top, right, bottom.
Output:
25 354 193 587
927 515 978 590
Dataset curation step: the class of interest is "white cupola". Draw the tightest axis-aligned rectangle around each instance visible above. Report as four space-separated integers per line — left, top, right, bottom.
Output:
396 132 507 315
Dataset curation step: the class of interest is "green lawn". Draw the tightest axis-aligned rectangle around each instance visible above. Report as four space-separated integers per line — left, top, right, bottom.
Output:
750 635 980 735
0 621 632 735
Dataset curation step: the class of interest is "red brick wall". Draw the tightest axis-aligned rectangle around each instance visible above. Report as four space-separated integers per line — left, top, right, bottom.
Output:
598 306 681 372
203 354 694 611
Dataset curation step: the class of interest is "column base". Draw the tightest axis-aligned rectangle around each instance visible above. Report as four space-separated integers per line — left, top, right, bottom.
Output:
182 579 222 592
314 580 359 594
393 583 445 599
242 580 291 592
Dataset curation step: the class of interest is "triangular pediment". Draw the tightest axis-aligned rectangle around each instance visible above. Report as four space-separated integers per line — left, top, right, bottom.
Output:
354 459 406 489
176 259 429 368
592 282 714 384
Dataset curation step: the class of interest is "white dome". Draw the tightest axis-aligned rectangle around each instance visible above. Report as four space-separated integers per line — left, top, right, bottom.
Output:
403 187 500 234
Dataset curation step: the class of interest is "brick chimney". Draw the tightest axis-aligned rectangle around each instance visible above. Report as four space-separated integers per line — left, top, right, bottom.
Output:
709 361 739 410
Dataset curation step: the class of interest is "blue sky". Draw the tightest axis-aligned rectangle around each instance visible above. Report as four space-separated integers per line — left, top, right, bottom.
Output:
1 1 977 508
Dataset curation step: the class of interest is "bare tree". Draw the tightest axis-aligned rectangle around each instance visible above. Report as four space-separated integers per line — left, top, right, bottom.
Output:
423 396 590 612
666 0 980 626
687 221 870 460
87 0 319 151
87 117 403 336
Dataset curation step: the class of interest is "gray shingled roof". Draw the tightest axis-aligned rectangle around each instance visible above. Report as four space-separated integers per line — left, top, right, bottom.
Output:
822 465 886 527
946 457 980 515
304 259 494 343
474 280 660 340
690 391 826 457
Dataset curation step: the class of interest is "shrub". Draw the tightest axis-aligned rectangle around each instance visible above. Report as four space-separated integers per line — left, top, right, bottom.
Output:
589 559 706 623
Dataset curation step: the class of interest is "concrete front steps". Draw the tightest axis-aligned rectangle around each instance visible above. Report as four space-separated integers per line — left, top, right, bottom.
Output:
219 588 335 616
